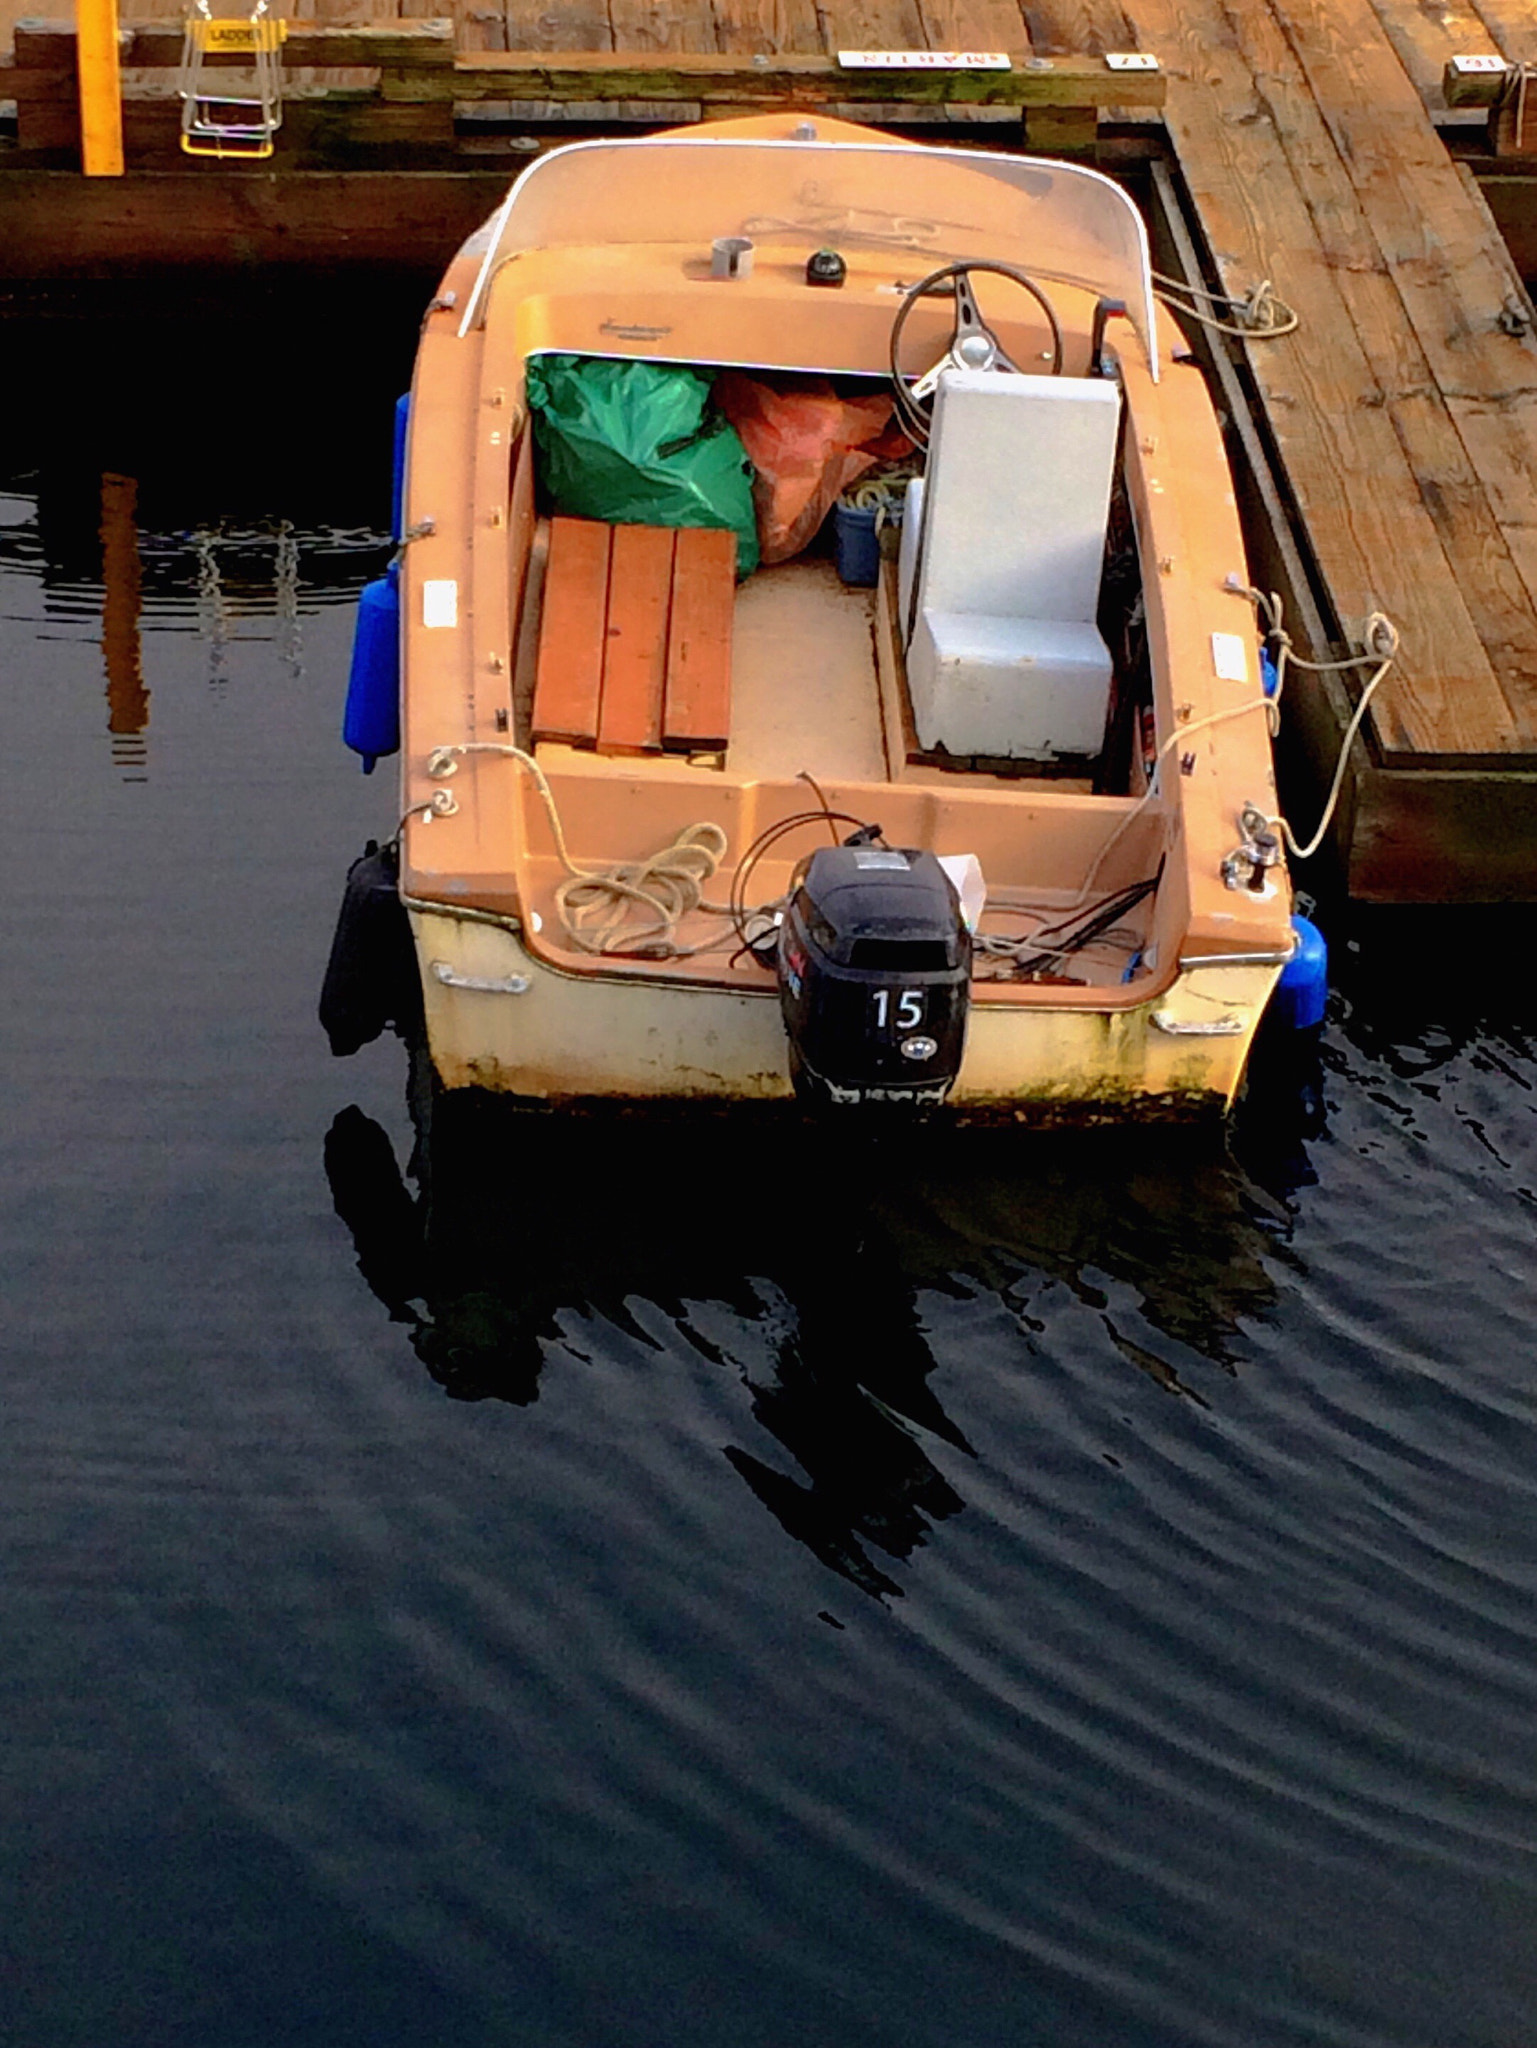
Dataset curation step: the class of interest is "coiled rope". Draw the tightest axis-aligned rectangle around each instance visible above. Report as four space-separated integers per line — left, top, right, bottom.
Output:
420 743 731 958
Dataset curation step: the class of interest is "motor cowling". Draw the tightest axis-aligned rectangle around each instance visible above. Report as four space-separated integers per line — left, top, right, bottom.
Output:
778 846 971 1107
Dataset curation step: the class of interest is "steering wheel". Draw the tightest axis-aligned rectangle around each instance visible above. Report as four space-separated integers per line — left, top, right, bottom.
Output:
889 260 1063 444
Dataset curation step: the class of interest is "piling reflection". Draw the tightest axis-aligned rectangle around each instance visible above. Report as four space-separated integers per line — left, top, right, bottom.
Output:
100 471 149 779
327 1082 1286 1597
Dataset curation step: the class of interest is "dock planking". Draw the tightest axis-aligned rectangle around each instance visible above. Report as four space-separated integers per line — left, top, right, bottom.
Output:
1275 0 1537 640
1131 0 1532 761
1125 0 1537 892
1364 0 1499 111
8 0 1537 894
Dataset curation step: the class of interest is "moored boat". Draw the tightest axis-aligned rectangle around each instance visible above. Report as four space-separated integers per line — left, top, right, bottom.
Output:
329 112 1306 1121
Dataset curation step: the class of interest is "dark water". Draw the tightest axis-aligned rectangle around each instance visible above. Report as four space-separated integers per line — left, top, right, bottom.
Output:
3 306 1536 2048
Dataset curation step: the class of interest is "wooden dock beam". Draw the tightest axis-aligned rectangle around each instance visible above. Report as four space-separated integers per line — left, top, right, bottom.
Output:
4 25 1164 170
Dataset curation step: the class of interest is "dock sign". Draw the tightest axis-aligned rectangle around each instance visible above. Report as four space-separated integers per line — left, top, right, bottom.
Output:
837 50 1012 70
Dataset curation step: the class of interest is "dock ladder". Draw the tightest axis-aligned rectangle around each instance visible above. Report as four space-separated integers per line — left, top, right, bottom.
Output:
178 0 285 159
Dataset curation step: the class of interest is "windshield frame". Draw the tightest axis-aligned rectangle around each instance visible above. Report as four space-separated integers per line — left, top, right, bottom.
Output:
457 134 1159 379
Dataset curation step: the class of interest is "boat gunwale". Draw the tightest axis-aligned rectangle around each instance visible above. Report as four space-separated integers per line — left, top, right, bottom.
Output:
400 888 1273 1016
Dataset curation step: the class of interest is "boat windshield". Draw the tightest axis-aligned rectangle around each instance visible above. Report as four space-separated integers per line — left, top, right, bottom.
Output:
459 136 1158 377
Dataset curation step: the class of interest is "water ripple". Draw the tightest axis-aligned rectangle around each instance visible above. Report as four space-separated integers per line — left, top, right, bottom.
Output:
6 383 1537 2046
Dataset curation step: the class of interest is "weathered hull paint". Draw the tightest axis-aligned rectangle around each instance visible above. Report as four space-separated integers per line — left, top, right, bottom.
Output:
412 908 1281 1121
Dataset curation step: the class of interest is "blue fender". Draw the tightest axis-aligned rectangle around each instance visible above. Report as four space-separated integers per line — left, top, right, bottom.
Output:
343 560 400 773
1272 913 1328 1032
391 391 410 544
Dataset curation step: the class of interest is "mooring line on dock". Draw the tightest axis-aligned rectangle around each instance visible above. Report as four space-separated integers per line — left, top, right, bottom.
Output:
1232 583 1401 863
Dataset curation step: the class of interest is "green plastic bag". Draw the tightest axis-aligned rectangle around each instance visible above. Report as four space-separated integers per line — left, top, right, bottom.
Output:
526 354 759 578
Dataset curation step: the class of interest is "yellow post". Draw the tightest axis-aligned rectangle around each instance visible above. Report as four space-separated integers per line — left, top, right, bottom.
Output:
76 0 126 176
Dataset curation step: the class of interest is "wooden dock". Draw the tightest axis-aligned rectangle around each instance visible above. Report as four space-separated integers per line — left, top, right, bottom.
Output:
6 0 1537 899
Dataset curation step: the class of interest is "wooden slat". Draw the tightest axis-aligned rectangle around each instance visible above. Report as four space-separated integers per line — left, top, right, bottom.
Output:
835 0 933 125
663 526 735 751
1009 0 1126 152
820 0 935 124
14 99 77 149
533 517 612 746
1368 0 1499 111
0 166 512 270
15 16 1164 107
824 0 931 57
8 16 77 152
506 0 612 46
1263 0 1537 743
1020 0 1128 57
597 525 675 756
607 0 715 125
1470 0 1537 68
457 0 508 56
1123 0 1522 759
10 19 75 64
711 0 825 57
607 0 717 51
917 0 1029 51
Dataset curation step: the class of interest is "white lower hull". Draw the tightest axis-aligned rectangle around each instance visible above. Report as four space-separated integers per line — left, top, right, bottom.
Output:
411 908 1284 1120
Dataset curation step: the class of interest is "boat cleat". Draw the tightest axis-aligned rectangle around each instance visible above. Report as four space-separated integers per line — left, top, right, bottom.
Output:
1223 801 1283 893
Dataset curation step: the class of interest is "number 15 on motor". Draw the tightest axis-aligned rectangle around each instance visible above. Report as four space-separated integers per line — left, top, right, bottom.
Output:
871 989 924 1029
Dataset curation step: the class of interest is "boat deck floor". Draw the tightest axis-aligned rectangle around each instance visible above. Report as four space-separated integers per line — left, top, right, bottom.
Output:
518 528 1097 798
727 561 886 786
512 544 1151 988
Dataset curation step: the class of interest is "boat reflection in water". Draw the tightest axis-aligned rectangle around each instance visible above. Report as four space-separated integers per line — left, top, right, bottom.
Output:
325 1084 1291 1599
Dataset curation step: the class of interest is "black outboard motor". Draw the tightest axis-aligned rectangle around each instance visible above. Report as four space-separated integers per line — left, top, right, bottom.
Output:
778 847 971 1107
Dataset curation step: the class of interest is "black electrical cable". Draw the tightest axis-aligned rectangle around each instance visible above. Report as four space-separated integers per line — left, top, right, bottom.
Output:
1035 872 1161 948
1030 890 1156 974
984 879 1151 955
981 863 1165 980
1021 867 1164 977
728 809 881 948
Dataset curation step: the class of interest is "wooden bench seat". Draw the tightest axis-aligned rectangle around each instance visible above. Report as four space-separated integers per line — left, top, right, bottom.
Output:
532 517 735 757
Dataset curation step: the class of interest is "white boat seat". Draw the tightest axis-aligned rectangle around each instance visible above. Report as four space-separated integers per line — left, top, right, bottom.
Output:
905 368 1121 761
909 612 1113 759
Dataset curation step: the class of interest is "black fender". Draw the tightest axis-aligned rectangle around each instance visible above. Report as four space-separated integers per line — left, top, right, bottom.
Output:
319 840 423 1056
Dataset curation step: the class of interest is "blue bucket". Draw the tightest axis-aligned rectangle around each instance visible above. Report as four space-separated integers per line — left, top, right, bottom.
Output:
833 501 881 587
